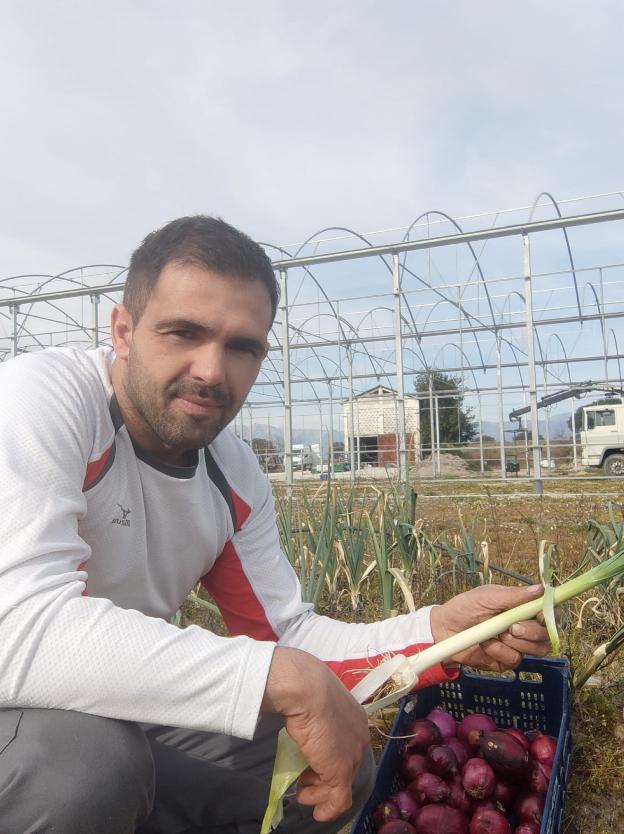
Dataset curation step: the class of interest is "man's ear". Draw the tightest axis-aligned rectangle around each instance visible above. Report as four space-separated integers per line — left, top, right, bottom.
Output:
111 304 134 360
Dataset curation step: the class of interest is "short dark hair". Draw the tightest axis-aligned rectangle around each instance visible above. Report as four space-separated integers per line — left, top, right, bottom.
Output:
123 215 279 323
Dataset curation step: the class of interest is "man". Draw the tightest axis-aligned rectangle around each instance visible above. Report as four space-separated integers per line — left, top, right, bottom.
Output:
0 216 550 834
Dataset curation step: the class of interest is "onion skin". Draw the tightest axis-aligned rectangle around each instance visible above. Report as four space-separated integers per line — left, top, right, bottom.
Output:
373 799 401 828
492 779 518 810
426 707 457 739
457 714 497 749
446 776 473 815
513 823 540 834
479 732 530 779
529 733 557 768
461 758 496 799
414 803 469 834
391 789 421 823
528 761 552 795
408 772 450 804
504 728 530 752
471 798 500 818
446 737 471 770
400 751 429 783
405 719 442 752
468 808 512 834
514 792 545 826
427 744 460 777
378 820 418 834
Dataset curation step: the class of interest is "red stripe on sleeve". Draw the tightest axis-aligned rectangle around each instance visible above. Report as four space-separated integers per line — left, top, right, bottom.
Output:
230 490 252 531
201 541 278 642
83 446 113 490
325 643 460 692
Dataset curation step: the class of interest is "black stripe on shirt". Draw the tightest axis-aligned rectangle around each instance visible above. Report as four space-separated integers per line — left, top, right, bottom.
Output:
204 448 237 531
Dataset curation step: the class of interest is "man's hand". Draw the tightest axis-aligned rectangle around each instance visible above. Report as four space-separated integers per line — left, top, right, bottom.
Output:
429 584 552 672
262 646 370 823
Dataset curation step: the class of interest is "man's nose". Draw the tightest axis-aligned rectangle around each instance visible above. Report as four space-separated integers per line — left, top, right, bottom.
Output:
190 343 226 386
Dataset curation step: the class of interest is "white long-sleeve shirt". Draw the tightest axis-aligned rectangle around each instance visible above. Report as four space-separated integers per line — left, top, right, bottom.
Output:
0 346 452 740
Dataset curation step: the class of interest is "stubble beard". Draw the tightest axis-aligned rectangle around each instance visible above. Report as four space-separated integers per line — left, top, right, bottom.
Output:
124 345 232 453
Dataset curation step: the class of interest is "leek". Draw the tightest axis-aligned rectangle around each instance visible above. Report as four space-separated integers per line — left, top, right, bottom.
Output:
573 622 624 688
260 545 624 834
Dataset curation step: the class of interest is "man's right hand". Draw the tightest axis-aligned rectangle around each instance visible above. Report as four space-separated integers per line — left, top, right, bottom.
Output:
261 646 370 823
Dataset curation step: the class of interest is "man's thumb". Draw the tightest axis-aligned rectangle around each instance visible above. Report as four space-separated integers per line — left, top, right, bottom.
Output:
523 583 544 598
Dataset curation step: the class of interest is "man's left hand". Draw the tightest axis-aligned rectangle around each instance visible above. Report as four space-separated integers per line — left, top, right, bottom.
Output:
429 584 552 672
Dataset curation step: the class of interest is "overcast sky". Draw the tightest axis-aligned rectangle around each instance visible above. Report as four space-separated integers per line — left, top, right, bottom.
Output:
1 1 623 278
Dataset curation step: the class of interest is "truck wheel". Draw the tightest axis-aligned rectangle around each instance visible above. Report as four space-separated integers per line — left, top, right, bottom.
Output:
603 454 624 476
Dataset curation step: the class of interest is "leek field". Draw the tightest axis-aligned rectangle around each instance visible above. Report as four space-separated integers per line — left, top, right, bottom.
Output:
185 477 624 834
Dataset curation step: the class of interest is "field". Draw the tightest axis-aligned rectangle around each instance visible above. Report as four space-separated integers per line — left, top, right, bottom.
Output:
188 476 624 834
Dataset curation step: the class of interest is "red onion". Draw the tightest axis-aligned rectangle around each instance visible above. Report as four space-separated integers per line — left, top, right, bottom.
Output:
405 719 442 752
457 714 497 749
373 799 401 828
408 772 450 804
504 728 530 751
492 778 518 810
446 775 473 814
400 751 429 783
527 761 552 795
468 807 512 834
461 758 496 799
426 706 457 739
479 732 530 779
446 737 471 770
414 803 469 834
427 744 460 777
471 798 500 818
391 789 421 823
514 792 545 826
513 823 540 834
378 820 418 834
529 733 557 768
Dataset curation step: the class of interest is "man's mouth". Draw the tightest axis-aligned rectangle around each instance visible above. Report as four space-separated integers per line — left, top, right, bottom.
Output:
176 395 224 416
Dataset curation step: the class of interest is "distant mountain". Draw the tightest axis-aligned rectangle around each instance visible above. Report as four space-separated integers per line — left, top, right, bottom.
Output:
234 424 344 449
235 413 573 447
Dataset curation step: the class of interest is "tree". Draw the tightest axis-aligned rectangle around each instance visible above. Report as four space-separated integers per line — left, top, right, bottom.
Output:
251 437 281 472
414 371 478 449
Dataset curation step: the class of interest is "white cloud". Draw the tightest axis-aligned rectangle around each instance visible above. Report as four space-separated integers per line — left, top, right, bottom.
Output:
0 1 622 275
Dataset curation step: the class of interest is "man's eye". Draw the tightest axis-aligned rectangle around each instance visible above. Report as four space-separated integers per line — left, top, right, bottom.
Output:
233 343 261 357
170 330 195 340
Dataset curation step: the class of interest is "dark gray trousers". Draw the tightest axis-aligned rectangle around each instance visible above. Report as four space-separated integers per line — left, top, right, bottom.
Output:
0 708 374 834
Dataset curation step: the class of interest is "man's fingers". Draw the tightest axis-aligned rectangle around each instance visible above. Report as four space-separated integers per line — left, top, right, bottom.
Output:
297 782 353 821
509 620 550 641
479 638 522 669
499 632 551 657
297 768 321 789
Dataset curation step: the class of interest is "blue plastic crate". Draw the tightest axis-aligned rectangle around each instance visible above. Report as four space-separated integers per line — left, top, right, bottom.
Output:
350 656 571 834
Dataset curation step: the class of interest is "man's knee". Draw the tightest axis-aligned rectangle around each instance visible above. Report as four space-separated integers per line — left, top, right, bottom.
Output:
0 708 154 834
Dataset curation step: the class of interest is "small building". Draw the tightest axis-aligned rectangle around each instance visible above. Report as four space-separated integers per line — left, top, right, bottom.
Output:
342 385 420 466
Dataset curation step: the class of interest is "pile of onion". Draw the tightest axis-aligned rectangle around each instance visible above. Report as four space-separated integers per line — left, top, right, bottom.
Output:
372 708 557 834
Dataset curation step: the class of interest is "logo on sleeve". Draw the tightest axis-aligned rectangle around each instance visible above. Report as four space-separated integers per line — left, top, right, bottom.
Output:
112 503 132 527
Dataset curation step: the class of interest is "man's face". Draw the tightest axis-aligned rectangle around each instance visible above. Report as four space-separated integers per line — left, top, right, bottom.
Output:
111 261 272 463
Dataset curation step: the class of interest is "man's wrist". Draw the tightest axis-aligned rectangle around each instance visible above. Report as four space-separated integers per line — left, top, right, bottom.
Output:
429 602 447 644
261 645 318 716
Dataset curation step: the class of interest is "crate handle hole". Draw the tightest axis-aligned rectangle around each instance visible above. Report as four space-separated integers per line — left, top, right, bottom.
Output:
518 671 543 683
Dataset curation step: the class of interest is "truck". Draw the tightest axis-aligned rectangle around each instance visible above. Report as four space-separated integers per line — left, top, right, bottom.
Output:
291 443 321 471
580 400 624 475
509 382 624 476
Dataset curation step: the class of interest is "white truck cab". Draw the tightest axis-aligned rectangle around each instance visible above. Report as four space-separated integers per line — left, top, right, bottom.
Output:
581 401 624 475
291 443 321 470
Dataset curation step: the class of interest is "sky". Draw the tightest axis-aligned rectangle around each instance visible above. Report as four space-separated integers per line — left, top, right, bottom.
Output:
1 0 623 279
